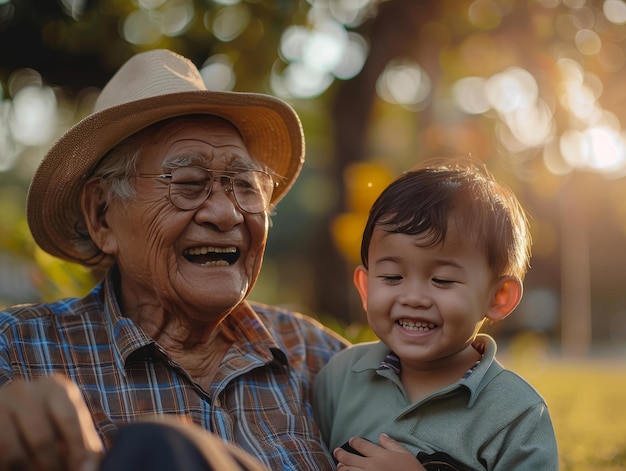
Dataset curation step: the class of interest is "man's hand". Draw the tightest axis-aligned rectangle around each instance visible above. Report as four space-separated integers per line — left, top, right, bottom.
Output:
0 375 103 471
334 433 427 471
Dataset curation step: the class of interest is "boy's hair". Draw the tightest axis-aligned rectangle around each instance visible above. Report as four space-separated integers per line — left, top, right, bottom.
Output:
360 158 531 280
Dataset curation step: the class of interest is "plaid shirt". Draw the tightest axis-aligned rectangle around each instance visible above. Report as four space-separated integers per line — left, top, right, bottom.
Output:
0 271 348 471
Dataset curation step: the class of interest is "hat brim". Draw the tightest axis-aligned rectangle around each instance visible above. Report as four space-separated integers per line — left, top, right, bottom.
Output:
26 90 304 265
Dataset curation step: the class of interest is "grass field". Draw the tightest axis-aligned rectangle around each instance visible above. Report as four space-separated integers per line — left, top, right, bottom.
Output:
500 335 626 470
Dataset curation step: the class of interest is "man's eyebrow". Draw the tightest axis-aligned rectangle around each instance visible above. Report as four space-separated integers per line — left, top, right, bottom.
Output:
161 153 262 170
163 154 204 167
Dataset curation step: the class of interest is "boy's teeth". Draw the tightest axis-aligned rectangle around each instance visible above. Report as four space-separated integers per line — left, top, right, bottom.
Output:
398 320 436 331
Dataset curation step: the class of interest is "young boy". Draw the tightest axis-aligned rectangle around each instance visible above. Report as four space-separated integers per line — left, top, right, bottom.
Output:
313 159 558 470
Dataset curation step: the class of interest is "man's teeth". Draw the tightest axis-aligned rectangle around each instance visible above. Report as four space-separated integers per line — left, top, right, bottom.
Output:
183 246 237 266
398 320 436 331
184 246 237 255
199 260 230 266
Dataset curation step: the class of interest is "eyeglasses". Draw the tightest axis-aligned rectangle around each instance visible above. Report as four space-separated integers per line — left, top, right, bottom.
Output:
136 166 277 213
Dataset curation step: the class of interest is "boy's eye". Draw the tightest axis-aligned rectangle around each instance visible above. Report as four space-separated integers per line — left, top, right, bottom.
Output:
380 275 402 283
433 278 455 286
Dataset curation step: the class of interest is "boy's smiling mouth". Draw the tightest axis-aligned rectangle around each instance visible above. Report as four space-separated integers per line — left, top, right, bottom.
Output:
397 319 437 331
183 246 240 266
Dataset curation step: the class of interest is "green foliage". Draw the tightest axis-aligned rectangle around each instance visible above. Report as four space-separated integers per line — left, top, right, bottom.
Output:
320 317 377 345
31 249 97 302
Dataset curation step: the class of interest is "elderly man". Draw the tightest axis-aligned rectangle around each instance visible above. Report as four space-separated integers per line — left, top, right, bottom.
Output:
0 49 348 471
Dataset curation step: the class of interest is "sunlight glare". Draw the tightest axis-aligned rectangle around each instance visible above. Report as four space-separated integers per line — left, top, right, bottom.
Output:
280 26 309 62
277 17 363 97
302 19 347 72
575 29 602 55
604 0 626 24
212 4 251 42
58 0 86 19
0 102 18 172
504 98 554 148
560 129 587 168
10 86 56 146
138 0 167 9
558 59 602 123
200 55 236 91
485 67 538 114
161 2 193 37
451 76 490 114
564 84 598 121
376 60 431 109
468 0 503 29
559 127 626 174
328 0 374 27
543 139 572 175
586 127 626 172
332 32 367 80
281 62 334 99
123 10 162 45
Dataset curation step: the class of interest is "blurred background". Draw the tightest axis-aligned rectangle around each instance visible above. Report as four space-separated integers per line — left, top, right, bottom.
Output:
1 1 626 468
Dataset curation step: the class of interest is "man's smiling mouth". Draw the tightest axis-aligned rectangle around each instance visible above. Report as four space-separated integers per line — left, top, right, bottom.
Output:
183 246 240 266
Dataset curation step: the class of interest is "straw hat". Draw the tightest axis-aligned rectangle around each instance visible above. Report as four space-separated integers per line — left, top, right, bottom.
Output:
26 49 305 265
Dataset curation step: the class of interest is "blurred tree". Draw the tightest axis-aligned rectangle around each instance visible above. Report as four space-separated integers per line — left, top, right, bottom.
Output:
2 0 626 355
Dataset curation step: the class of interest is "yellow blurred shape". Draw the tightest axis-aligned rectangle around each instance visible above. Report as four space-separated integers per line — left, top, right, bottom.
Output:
343 161 394 213
331 212 368 264
33 247 93 301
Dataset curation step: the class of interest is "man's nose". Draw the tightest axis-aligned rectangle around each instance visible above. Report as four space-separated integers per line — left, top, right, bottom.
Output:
194 179 244 229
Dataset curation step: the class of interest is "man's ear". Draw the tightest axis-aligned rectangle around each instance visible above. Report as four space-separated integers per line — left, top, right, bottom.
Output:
353 265 369 313
81 178 117 255
486 276 523 322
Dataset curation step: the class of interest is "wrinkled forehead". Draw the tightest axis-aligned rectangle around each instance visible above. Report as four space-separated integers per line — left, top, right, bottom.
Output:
151 115 246 148
137 115 261 169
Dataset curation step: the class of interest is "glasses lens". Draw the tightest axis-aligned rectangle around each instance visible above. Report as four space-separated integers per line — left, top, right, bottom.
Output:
232 170 274 213
169 166 211 210
168 167 274 212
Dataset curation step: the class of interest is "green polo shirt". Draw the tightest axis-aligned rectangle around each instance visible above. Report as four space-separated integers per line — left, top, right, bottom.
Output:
313 334 558 470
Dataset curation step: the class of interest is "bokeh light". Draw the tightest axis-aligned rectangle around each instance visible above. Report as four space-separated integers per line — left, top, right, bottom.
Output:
212 4 251 42
451 76 490 115
273 3 368 98
200 55 236 91
3 0 626 370
10 86 56 147
122 10 163 45
376 60 431 110
603 0 626 24
575 29 601 55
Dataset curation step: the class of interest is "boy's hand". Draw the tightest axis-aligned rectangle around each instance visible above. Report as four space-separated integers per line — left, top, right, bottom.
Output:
334 433 427 471
0 374 103 471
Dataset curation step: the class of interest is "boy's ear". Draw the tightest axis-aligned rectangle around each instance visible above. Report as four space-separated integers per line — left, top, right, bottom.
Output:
353 265 369 313
486 276 523 322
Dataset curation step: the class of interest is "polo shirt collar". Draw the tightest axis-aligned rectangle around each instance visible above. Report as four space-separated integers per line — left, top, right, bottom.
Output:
461 334 504 407
349 334 504 408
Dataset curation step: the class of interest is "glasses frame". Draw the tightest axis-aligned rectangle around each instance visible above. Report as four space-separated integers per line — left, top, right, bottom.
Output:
136 166 278 214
